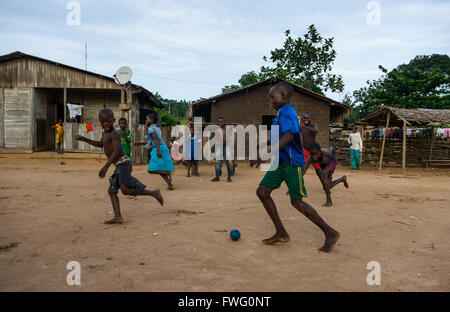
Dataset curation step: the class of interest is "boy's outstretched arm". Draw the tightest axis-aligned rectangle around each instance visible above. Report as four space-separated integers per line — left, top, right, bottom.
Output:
301 124 319 134
76 135 103 148
250 132 293 168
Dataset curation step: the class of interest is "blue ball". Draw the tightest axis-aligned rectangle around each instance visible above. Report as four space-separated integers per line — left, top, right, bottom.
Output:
230 229 241 241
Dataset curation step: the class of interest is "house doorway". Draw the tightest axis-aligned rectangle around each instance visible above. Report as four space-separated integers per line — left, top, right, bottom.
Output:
43 102 64 151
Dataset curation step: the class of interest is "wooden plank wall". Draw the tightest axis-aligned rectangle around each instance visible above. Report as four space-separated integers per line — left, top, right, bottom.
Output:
0 88 3 148
3 88 32 150
64 122 103 153
82 90 121 124
0 58 122 90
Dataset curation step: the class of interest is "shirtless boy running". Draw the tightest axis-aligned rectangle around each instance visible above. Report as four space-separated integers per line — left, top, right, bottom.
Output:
76 109 163 224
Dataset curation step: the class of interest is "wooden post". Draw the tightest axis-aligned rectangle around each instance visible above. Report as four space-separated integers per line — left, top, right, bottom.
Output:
360 125 364 166
127 87 134 162
428 127 434 169
120 88 125 118
379 111 391 170
63 87 67 152
402 121 407 173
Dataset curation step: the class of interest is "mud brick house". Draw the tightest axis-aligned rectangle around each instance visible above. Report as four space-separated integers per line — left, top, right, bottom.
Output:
188 78 350 147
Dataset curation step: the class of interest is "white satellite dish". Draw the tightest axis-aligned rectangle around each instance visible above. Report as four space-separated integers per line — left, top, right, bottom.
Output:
114 66 132 86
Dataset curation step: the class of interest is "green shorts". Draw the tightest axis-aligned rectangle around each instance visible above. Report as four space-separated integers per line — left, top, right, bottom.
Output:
260 162 307 199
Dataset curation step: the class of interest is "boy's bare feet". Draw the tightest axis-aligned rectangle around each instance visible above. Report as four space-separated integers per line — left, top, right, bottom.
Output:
153 190 163 206
263 233 290 245
343 176 349 188
322 202 332 207
104 217 123 224
211 177 219 182
168 185 174 190
319 231 340 252
227 177 232 183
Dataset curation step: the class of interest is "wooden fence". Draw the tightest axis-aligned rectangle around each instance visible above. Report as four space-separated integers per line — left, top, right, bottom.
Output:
331 134 450 167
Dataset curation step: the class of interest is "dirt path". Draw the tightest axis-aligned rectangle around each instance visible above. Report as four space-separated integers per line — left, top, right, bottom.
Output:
0 156 449 291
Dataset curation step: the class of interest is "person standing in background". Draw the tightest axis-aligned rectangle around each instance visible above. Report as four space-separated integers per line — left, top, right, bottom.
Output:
52 119 64 154
117 118 132 159
348 126 363 170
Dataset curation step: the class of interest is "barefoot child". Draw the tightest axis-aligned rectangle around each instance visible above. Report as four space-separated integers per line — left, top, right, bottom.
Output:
308 143 348 207
135 112 175 190
76 109 163 224
117 118 132 159
211 117 234 183
250 82 340 252
183 125 200 177
52 119 64 154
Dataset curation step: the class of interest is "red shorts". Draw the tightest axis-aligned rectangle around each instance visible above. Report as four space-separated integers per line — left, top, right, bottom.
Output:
303 148 320 169
328 159 337 173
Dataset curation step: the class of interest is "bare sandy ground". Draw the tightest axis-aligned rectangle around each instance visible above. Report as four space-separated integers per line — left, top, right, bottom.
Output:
0 155 449 291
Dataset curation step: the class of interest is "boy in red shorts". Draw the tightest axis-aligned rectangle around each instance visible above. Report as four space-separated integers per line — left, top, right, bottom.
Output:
309 143 348 207
300 112 321 173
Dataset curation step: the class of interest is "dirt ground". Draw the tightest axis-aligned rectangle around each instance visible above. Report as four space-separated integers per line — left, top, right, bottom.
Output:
0 155 449 292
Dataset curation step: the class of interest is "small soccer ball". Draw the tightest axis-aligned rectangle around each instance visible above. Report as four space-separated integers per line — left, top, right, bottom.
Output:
230 229 241 241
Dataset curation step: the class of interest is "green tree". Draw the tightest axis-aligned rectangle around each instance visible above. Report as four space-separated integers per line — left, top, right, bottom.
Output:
222 71 263 93
353 54 450 118
153 92 192 124
260 25 344 94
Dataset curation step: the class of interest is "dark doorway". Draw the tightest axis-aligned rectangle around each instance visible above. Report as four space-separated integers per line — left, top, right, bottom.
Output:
57 103 64 121
46 102 57 151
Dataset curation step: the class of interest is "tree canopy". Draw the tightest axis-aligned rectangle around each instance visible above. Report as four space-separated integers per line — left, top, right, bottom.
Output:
260 26 344 94
222 25 343 95
352 54 450 120
222 71 262 93
154 92 192 126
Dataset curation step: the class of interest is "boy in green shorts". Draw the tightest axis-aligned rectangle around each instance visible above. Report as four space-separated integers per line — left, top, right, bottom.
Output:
250 82 340 252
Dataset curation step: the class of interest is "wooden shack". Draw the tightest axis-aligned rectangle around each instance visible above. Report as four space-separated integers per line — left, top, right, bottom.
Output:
0 51 162 154
359 107 450 170
188 78 350 148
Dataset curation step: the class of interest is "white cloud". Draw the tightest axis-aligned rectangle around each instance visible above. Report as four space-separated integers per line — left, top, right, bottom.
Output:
0 0 448 100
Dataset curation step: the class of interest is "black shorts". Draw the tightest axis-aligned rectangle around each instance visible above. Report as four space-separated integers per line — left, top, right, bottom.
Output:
108 160 146 196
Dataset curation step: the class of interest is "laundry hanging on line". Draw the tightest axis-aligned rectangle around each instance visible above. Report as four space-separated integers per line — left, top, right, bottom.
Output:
84 122 93 133
66 103 84 119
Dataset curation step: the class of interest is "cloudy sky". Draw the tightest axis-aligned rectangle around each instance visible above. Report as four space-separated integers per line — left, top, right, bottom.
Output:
0 0 449 101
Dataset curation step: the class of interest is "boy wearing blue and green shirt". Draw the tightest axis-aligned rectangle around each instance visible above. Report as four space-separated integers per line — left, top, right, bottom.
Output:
250 82 340 252
118 118 132 159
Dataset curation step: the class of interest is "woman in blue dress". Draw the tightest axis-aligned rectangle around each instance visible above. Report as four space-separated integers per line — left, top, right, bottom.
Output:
135 112 175 190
